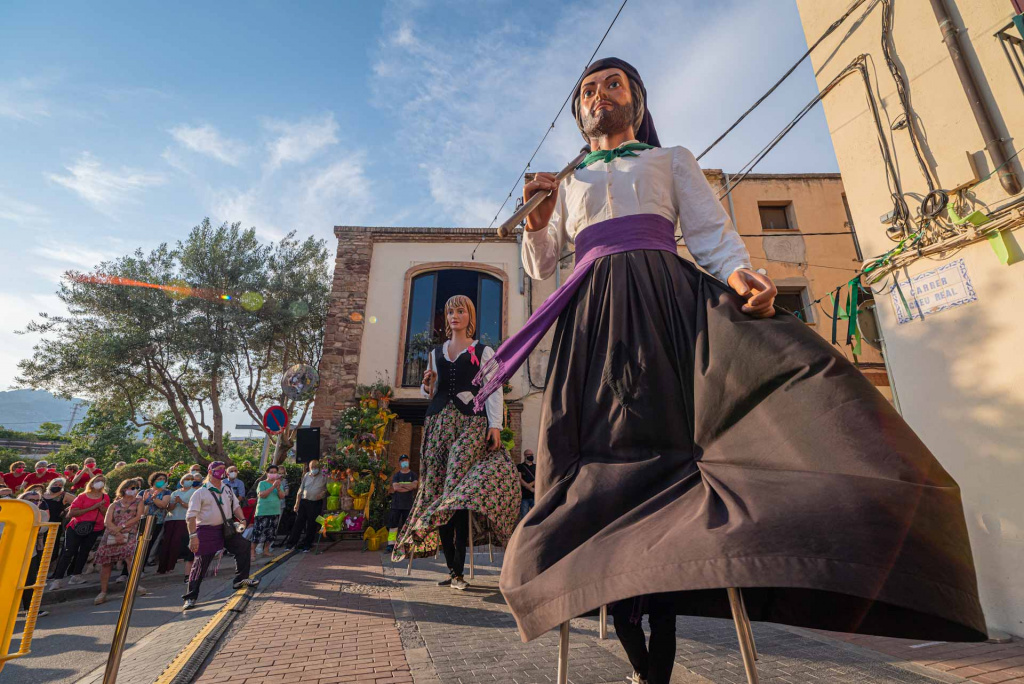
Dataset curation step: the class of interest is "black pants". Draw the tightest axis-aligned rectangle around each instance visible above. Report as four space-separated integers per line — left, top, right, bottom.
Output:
612 596 677 684
182 531 251 602
23 551 42 610
286 499 323 550
51 529 100 579
143 521 164 565
438 509 469 578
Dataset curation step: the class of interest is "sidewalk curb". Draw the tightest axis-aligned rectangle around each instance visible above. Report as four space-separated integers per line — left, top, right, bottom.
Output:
44 570 186 606
151 549 297 684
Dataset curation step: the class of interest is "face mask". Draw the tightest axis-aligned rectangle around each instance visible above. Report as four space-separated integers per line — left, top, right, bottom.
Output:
211 469 227 480
267 473 279 480
50 486 63 493
310 469 320 476
154 480 166 488
400 461 409 468
36 468 46 474
190 481 201 488
14 467 24 474
92 481 105 490
228 473 237 480
125 489 138 497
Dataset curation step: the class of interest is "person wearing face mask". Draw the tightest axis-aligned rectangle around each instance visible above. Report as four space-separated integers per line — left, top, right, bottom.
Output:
183 461 258 610
285 460 328 552
70 458 103 492
42 477 75 569
22 460 59 489
386 456 418 552
48 474 110 589
0 487 13 499
16 490 51 619
93 478 148 604
141 471 172 568
158 473 201 575
251 466 285 559
517 450 536 520
223 465 246 500
4 461 29 491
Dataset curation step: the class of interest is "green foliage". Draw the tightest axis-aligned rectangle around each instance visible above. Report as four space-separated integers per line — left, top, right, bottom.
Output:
18 219 330 465
143 412 194 467
0 425 69 442
36 422 64 440
224 436 262 467
105 462 162 495
350 478 372 496
52 403 144 472
1 448 24 474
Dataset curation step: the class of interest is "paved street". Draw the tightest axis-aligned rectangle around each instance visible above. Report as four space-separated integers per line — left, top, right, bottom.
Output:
3 554 279 684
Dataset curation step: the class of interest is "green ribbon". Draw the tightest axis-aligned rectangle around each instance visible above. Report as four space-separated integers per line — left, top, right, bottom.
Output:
577 143 656 169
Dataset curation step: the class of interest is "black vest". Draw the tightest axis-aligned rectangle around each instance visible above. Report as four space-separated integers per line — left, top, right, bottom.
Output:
425 345 487 418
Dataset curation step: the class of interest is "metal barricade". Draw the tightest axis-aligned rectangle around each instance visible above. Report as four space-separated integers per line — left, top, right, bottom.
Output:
0 499 60 673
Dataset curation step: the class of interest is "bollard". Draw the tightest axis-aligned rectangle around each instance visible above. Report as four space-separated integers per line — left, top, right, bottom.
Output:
103 515 155 684
599 604 608 640
728 588 760 684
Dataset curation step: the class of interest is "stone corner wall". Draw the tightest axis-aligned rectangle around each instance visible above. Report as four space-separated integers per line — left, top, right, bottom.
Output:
312 228 375 455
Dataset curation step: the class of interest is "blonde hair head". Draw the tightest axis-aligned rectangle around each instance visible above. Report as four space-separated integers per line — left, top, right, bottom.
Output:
444 295 477 339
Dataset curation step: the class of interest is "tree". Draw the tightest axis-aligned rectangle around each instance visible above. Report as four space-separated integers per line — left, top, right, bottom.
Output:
53 403 144 471
19 219 330 466
36 422 64 440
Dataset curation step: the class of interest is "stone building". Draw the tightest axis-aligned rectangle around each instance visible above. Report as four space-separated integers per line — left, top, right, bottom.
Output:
312 170 890 474
795 0 1024 636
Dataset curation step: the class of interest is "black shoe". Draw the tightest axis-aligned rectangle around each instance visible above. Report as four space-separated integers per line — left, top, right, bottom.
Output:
436 576 453 587
233 578 260 590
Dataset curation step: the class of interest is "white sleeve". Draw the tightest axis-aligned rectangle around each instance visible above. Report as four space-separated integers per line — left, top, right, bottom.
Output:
481 346 503 429
672 146 751 281
185 488 202 521
521 180 568 280
419 349 437 399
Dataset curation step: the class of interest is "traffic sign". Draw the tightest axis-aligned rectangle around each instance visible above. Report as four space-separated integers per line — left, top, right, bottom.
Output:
263 405 289 434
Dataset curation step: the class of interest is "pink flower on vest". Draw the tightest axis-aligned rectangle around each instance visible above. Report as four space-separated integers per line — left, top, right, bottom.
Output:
468 344 480 366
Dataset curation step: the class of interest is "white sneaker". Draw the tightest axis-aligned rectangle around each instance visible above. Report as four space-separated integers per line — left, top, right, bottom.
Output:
115 575 127 584
136 584 148 595
254 543 264 555
67 575 88 586
94 592 107 605
46 580 64 591
450 576 469 591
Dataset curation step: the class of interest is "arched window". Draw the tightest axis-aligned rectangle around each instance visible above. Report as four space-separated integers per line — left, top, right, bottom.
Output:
402 269 503 386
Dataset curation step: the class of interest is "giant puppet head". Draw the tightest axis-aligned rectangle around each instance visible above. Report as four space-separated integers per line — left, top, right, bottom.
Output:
572 57 661 149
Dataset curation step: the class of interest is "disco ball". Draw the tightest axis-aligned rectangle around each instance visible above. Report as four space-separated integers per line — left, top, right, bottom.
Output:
282 363 319 401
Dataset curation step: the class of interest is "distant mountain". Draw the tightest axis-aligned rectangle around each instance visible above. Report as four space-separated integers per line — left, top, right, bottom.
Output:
0 389 89 434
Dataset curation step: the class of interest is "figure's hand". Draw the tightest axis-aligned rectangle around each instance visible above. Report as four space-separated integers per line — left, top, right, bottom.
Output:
189 537 199 553
422 369 436 391
486 428 502 451
524 172 559 232
727 268 777 318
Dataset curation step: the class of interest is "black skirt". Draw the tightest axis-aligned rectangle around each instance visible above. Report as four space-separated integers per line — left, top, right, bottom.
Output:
499 249 986 643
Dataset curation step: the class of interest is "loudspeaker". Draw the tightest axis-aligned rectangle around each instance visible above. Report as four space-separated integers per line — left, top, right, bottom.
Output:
295 427 321 463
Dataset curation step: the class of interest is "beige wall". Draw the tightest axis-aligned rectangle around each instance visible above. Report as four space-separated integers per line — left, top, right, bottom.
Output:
796 0 1024 635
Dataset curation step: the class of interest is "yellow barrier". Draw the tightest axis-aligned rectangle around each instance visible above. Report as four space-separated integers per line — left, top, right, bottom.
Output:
0 499 60 673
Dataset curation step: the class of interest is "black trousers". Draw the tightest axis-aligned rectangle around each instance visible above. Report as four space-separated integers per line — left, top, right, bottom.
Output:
286 499 323 549
182 532 251 602
51 529 100 579
612 596 677 684
22 551 42 611
438 509 469 578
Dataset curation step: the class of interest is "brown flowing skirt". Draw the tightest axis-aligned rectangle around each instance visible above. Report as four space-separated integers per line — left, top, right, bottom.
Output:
499 249 986 643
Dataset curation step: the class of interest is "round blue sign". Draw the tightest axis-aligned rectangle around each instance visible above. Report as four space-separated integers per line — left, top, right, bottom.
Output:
263 405 289 434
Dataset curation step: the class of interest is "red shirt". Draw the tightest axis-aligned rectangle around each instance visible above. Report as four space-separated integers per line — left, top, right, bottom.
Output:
3 471 28 490
68 468 102 491
23 470 59 488
68 492 110 532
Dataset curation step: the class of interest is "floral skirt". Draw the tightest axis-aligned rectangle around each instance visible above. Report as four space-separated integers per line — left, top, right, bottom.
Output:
392 402 521 561
251 514 279 545
94 530 138 566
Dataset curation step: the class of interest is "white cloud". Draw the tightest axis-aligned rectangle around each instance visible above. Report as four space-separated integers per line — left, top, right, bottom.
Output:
0 192 48 227
264 114 339 170
169 124 247 166
46 153 165 212
0 291 65 390
0 77 51 122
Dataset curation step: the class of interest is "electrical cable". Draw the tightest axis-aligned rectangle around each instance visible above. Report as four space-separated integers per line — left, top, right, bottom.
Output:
696 0 870 161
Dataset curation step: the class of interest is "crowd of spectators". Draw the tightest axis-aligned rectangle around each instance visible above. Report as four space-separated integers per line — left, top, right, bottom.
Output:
2 457 296 614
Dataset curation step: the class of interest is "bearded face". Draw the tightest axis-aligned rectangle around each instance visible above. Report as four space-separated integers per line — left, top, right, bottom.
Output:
581 98 635 138
577 68 640 140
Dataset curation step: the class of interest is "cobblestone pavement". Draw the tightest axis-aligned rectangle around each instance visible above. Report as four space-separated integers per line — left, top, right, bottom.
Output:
382 551 975 684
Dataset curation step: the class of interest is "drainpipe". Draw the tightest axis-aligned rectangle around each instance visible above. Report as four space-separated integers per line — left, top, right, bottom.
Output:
723 172 739 230
929 0 1022 195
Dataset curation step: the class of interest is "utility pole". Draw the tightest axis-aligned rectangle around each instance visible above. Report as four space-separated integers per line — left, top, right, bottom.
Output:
65 403 81 435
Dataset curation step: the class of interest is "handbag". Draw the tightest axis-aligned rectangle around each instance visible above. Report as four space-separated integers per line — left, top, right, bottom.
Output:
72 520 96 536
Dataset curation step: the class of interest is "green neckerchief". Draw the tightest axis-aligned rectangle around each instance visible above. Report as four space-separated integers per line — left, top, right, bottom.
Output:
577 142 655 169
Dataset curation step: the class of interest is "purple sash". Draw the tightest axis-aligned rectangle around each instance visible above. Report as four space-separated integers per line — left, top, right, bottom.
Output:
473 213 677 410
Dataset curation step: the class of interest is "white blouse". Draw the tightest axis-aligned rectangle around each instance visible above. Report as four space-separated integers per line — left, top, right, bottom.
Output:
420 340 503 429
522 143 751 282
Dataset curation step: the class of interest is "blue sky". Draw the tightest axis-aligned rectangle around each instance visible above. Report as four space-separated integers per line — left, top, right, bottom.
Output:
0 0 838 398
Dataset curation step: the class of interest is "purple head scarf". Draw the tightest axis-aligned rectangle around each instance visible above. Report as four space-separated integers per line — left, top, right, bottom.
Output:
571 57 661 148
